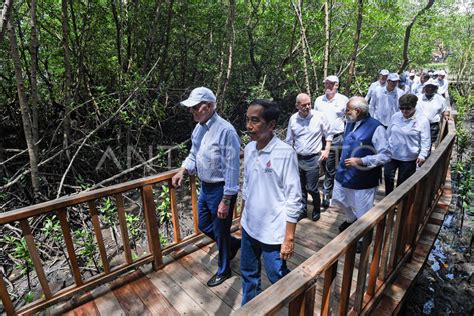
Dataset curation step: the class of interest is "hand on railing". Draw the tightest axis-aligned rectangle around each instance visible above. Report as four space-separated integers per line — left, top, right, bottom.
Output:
171 167 186 188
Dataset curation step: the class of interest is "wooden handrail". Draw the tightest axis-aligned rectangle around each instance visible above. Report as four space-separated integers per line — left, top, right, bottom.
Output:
0 170 207 315
234 119 456 315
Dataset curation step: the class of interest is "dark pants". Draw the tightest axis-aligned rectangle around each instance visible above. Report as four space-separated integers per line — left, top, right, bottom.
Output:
198 181 240 276
384 159 417 195
240 228 290 305
430 122 440 145
298 153 321 214
322 133 343 197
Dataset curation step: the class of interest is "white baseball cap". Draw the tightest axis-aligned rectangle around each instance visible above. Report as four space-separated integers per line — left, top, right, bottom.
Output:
323 75 339 83
387 73 400 81
438 70 446 76
423 79 439 88
180 87 217 107
379 69 389 76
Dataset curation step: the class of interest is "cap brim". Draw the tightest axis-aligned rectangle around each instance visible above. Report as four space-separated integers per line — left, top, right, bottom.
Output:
180 99 201 107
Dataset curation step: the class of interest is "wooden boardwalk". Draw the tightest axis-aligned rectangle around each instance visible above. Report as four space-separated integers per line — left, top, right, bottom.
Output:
62 189 399 315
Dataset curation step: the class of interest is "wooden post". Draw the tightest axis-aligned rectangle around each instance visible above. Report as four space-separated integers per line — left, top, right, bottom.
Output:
141 185 163 270
168 179 182 243
19 219 52 298
321 261 338 316
354 229 373 312
190 175 200 234
379 207 395 280
288 284 316 316
114 194 133 264
88 201 111 273
367 217 386 296
339 245 356 315
0 272 14 316
57 209 83 285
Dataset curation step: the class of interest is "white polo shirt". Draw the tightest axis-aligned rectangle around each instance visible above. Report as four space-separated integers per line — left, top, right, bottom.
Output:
387 111 431 161
241 136 302 245
313 92 348 135
365 80 384 102
369 86 404 127
285 110 333 156
437 78 448 95
416 93 449 123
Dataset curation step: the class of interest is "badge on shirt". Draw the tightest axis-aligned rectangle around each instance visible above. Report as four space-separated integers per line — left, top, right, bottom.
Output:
265 160 273 173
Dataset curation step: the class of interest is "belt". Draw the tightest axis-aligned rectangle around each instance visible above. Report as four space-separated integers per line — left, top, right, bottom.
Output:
200 181 225 188
297 153 318 160
333 132 344 137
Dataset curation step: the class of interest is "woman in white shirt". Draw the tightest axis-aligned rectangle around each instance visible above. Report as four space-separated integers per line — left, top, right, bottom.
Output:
384 94 431 195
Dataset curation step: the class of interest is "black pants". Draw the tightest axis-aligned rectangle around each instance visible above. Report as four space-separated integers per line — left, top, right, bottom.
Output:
322 133 343 197
298 153 320 214
430 122 440 145
384 159 417 195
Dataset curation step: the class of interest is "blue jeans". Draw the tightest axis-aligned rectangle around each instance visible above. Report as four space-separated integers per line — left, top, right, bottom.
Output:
298 154 321 213
384 159 417 195
198 182 240 276
240 228 290 305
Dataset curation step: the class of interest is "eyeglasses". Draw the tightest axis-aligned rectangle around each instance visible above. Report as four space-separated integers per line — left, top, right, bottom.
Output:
399 107 414 111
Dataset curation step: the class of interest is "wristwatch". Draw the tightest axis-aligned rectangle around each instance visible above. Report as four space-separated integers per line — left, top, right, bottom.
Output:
222 198 231 206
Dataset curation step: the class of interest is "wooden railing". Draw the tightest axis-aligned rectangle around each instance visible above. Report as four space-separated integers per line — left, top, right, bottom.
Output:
234 118 455 315
0 171 237 315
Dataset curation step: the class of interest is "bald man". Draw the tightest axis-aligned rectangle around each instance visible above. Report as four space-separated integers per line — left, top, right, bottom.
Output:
286 93 333 221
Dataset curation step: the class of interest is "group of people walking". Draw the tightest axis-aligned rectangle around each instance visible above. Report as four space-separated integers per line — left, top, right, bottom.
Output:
171 69 450 305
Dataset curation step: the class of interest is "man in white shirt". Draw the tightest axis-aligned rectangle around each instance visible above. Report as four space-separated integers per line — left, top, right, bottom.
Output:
369 73 404 128
286 93 333 221
240 99 302 305
172 87 241 287
412 72 430 95
332 97 390 250
365 69 389 103
437 70 449 97
385 94 431 195
313 75 348 207
416 79 450 144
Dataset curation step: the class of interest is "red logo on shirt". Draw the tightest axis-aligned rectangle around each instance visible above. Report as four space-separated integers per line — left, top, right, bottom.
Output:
266 160 272 168
265 160 273 173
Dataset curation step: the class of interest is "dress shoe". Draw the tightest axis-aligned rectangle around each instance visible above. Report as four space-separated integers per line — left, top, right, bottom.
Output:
322 194 330 208
311 211 320 221
207 271 231 287
338 221 353 232
297 211 307 222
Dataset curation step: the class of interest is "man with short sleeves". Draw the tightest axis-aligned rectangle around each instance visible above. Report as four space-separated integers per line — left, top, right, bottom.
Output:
369 73 404 128
332 97 391 240
313 75 348 207
286 93 333 221
416 79 451 144
365 69 389 103
172 87 241 287
240 99 302 305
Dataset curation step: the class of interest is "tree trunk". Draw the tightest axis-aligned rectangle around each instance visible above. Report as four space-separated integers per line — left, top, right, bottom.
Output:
0 0 13 44
218 0 236 111
62 0 72 159
7 16 40 194
293 1 312 97
399 0 435 72
141 0 164 75
29 0 40 155
323 0 331 79
345 0 363 96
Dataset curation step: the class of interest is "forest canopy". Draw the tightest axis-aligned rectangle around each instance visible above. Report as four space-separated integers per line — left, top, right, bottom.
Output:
0 0 472 208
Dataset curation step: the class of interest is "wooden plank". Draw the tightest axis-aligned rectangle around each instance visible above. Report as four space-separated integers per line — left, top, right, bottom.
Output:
57 209 83 285
65 299 100 316
19 219 52 298
0 272 14 316
353 229 373 312
389 199 404 271
88 201 111 274
367 218 386 296
168 179 182 243
141 185 163 270
190 175 200 234
129 276 180 315
94 290 126 315
113 280 151 315
338 245 356 316
379 207 395 280
288 284 316 316
321 261 338 316
114 193 133 264
147 268 208 315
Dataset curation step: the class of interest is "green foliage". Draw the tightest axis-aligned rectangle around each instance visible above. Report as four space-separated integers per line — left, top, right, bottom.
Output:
157 185 172 225
4 236 33 275
74 228 98 268
23 291 34 304
125 213 141 242
99 197 117 227
41 215 62 244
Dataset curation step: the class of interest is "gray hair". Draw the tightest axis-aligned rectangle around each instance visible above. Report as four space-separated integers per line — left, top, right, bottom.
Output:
348 96 369 115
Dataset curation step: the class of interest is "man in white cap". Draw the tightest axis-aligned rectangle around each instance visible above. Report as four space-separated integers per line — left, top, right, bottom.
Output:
365 69 389 103
369 73 404 128
314 75 349 208
415 79 450 144
172 87 241 287
437 70 448 97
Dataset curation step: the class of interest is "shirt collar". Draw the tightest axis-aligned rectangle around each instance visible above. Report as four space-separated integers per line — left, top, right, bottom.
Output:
200 111 218 129
258 135 279 153
323 93 338 102
297 110 313 120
